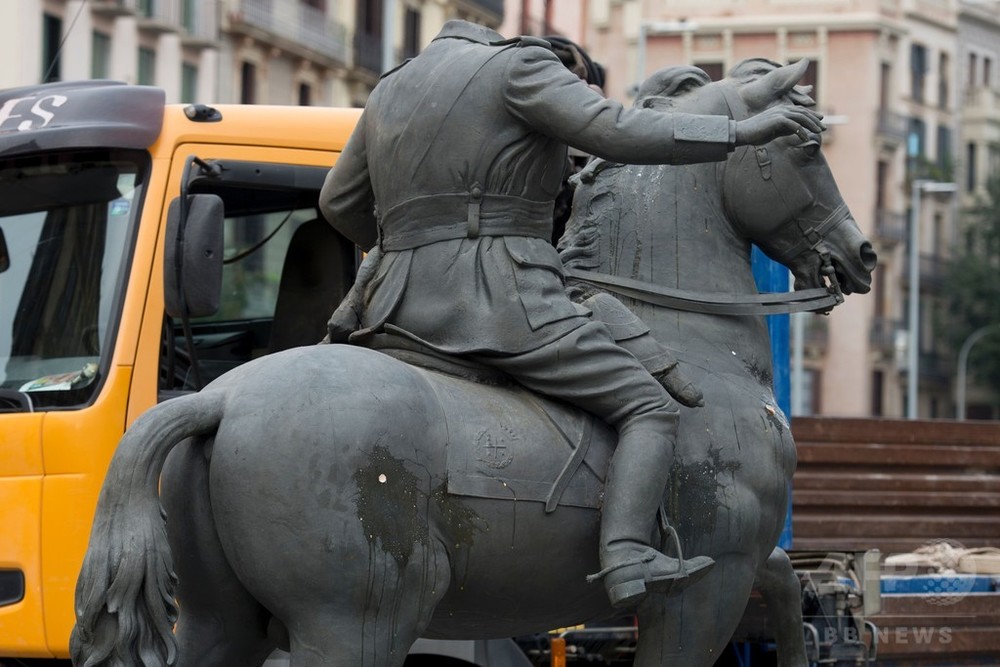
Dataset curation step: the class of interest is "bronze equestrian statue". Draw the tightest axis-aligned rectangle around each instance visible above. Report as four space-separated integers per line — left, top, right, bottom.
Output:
71 22 873 667
320 20 823 609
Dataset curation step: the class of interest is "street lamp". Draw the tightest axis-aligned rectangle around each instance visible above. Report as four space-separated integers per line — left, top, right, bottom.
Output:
906 179 957 419
955 323 1000 420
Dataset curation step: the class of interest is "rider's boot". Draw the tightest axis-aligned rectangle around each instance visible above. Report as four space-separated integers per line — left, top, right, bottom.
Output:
580 292 704 407
588 420 714 608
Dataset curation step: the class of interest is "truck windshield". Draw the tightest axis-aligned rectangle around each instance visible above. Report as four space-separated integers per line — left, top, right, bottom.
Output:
0 149 146 410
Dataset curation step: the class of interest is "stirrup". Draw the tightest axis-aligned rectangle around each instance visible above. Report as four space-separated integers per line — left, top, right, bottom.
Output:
585 548 659 584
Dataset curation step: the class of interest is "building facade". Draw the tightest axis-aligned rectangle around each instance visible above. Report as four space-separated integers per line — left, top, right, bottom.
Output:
955 0 1000 419
583 0 999 418
2 0 996 419
0 0 503 106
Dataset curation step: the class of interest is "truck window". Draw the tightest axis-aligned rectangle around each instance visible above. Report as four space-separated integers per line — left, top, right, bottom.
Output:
0 149 145 410
160 161 355 393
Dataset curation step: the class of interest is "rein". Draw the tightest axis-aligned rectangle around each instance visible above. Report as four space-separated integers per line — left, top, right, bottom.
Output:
565 268 842 316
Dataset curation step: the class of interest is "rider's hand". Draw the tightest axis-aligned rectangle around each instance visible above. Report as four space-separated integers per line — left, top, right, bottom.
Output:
734 106 825 147
654 366 705 409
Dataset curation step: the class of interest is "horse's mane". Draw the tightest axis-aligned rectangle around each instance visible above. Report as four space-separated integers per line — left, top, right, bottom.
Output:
633 65 711 109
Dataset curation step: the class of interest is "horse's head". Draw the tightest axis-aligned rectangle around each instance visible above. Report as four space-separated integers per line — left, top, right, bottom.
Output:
638 59 876 295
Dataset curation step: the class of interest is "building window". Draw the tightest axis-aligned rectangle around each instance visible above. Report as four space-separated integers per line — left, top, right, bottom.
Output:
876 159 889 210
138 0 154 18
358 0 382 36
933 212 944 255
42 13 62 83
301 0 325 8
936 124 952 171
138 47 156 85
969 52 978 87
181 63 198 103
91 31 111 79
985 57 993 87
873 265 886 318
799 369 821 416
695 62 724 82
240 61 257 104
298 82 312 106
911 43 927 103
938 51 949 110
181 0 196 32
907 116 926 159
871 370 884 417
402 7 420 60
967 142 977 192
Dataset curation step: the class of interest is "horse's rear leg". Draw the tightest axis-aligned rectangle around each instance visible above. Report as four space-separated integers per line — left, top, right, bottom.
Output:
285 538 451 667
755 547 808 667
162 440 274 666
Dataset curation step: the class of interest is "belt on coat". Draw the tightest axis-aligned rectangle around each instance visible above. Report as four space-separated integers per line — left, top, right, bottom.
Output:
377 189 554 251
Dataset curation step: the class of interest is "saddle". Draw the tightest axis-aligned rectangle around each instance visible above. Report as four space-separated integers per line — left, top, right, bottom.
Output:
360 331 613 512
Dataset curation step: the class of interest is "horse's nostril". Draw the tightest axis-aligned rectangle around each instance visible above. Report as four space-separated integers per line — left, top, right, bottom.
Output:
859 242 878 272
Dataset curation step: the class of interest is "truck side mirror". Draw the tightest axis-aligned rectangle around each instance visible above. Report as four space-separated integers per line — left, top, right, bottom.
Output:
0 227 8 273
164 194 223 318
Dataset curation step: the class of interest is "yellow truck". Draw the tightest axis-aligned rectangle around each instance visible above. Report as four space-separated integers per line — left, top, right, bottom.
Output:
0 80 365 662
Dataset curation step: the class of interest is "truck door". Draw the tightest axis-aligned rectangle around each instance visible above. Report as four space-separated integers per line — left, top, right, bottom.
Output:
132 147 356 404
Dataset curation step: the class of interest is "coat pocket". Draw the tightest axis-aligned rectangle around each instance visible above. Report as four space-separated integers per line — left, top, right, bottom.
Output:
504 237 583 330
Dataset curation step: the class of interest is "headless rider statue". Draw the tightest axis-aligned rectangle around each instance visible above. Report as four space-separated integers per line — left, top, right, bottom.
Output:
320 20 824 608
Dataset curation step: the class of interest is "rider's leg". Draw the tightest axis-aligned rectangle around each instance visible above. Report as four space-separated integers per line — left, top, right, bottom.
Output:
475 321 712 608
575 290 703 407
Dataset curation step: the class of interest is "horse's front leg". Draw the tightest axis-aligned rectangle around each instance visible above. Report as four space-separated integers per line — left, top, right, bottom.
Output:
755 547 808 667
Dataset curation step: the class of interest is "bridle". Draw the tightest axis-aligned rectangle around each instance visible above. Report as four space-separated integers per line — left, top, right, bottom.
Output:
567 81 845 316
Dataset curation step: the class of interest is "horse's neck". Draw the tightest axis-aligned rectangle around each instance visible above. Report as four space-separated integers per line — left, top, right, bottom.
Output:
573 162 753 291
566 160 771 362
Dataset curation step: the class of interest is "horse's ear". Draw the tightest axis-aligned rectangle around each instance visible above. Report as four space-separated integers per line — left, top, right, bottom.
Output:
741 58 810 110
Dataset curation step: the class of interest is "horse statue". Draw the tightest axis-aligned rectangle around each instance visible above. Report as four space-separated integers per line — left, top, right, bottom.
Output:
71 59 875 667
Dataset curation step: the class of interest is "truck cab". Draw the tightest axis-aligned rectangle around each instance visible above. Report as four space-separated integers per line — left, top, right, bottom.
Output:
0 80 362 661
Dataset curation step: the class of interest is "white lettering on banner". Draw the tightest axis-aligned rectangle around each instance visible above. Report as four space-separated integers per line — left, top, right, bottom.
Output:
0 94 68 132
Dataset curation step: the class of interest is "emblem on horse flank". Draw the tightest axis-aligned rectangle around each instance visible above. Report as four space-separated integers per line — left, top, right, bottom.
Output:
475 427 515 469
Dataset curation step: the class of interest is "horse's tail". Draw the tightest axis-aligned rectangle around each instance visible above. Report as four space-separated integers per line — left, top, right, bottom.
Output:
70 390 225 667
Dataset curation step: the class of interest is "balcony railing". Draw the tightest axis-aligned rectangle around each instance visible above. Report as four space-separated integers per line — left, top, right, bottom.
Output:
90 0 134 16
181 0 219 44
232 0 348 65
876 108 908 143
964 86 1000 116
463 0 504 18
874 208 907 244
920 253 949 288
900 253 950 289
803 314 829 348
870 317 902 351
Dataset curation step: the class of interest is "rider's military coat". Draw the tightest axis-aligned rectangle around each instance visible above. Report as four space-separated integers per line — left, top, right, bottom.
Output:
320 20 734 354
